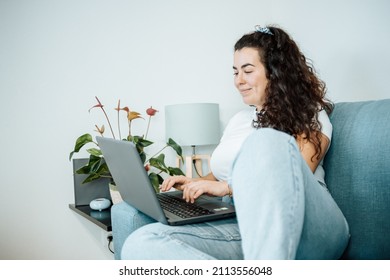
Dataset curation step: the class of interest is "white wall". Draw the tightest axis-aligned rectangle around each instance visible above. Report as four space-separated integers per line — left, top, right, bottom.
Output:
0 0 388 259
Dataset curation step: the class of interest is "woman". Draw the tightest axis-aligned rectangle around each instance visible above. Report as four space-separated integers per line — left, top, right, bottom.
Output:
119 25 350 259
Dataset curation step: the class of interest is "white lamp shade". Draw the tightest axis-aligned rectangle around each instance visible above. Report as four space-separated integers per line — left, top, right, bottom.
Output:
165 103 220 146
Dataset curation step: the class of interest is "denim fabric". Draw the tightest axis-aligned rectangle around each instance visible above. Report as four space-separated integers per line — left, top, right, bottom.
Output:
118 128 349 259
111 202 154 259
232 129 349 259
324 99 390 259
122 217 242 260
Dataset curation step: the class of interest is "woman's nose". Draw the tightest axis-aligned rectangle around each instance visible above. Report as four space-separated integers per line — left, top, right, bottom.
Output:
235 73 245 86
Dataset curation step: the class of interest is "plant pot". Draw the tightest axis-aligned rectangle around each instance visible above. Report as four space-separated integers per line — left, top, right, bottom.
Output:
109 183 123 204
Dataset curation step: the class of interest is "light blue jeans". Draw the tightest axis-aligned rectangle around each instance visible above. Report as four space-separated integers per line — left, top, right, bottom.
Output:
117 129 349 259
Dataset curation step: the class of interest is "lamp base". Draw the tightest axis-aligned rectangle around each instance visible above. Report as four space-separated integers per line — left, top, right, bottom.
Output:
176 154 211 178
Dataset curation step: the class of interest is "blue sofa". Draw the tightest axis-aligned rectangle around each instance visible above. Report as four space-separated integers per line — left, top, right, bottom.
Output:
111 99 390 260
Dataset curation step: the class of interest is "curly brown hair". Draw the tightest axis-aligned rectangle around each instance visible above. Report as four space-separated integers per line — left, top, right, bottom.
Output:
234 25 333 160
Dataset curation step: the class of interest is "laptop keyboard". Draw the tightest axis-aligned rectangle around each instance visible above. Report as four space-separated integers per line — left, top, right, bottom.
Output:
158 193 213 218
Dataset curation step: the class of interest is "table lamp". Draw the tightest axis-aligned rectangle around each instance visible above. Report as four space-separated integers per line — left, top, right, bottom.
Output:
165 103 220 177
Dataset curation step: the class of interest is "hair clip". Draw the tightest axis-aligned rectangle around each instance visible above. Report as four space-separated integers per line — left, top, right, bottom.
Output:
255 25 273 35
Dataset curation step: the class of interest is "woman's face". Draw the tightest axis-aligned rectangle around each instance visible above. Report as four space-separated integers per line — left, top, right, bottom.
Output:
233 47 268 109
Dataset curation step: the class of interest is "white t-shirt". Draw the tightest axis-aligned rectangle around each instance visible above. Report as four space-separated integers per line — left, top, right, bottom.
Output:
210 107 332 184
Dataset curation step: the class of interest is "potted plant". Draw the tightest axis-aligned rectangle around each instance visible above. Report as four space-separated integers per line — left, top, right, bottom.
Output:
69 96 185 195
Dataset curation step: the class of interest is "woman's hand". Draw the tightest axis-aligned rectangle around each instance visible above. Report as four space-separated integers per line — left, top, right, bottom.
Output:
181 180 231 203
160 175 193 192
161 175 231 203
160 172 217 192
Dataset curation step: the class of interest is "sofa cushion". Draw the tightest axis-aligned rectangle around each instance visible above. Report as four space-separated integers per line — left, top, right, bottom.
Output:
324 99 390 259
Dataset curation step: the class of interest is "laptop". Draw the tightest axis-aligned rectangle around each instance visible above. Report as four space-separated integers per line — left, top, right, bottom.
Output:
96 136 236 226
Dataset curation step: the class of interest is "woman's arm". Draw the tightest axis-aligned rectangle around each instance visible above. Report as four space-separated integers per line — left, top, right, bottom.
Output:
297 132 330 173
193 172 218 182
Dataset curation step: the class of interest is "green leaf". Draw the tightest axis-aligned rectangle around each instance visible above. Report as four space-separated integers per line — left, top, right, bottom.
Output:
75 155 110 184
148 172 160 193
157 174 164 185
69 133 93 160
167 166 185 176
75 155 99 174
135 136 153 148
132 136 153 159
87 148 102 157
149 153 168 173
75 165 90 175
76 158 97 174
82 173 101 184
80 160 111 184
139 151 147 163
155 153 166 162
87 155 102 173
95 160 110 175
130 135 153 146
167 138 183 162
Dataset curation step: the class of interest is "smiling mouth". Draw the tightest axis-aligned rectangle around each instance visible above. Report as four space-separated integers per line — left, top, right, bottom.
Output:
240 88 251 95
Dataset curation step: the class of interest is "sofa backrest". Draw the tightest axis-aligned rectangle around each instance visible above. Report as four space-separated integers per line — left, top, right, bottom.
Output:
324 99 390 260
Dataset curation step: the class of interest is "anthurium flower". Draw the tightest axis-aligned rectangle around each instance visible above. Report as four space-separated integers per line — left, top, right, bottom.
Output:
127 111 143 121
89 96 104 112
145 106 158 139
89 96 115 138
146 106 158 116
95 124 105 136
121 107 130 112
114 104 130 113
